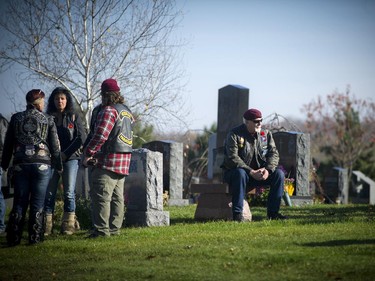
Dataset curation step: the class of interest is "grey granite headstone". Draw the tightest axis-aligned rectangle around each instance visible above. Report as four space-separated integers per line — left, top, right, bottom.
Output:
75 166 90 199
124 149 170 226
142 141 189 206
273 131 313 205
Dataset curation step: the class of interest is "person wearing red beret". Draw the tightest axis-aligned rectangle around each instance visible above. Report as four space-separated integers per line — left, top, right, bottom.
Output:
221 108 287 221
83 78 133 238
1 89 63 245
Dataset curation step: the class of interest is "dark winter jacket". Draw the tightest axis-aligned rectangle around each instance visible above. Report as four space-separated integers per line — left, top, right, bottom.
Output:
51 112 86 161
221 123 279 174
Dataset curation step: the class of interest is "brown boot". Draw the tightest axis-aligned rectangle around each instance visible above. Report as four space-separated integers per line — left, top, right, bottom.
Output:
61 212 76 235
74 216 81 231
44 214 53 236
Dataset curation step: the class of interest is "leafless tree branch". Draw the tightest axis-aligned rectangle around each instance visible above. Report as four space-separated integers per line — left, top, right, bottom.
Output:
0 0 188 130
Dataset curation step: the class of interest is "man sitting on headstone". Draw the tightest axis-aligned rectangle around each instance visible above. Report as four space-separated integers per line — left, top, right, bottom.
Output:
221 108 287 222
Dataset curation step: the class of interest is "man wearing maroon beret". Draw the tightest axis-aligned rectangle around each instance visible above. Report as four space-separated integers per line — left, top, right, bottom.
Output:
221 108 287 221
83 78 134 237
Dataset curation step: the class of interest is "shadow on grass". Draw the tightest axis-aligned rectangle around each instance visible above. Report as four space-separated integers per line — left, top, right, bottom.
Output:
169 217 199 225
299 239 375 247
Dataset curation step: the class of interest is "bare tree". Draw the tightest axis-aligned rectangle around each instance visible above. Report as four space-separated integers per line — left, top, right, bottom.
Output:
303 86 375 182
0 0 187 130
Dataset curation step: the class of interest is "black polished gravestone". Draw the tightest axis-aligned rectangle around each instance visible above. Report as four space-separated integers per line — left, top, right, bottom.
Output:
209 84 249 181
323 167 349 204
216 85 249 148
273 131 313 205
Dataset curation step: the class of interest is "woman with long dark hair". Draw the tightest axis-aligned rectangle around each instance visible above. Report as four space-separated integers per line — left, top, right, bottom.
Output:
44 87 86 235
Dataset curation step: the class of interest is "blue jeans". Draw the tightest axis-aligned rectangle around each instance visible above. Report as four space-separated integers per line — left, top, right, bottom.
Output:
223 168 285 216
0 169 6 232
7 163 51 244
45 159 79 214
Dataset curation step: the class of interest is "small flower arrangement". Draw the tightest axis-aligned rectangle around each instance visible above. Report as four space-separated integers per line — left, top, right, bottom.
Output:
284 177 295 196
279 165 295 196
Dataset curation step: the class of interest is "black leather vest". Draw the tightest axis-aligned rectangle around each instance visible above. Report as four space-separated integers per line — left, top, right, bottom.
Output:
101 104 133 153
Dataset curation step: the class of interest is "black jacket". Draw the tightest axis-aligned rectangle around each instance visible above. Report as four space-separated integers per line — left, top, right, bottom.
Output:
1 108 63 171
221 124 279 174
51 112 86 161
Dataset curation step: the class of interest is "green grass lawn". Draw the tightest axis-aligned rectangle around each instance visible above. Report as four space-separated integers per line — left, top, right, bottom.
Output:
1 204 374 281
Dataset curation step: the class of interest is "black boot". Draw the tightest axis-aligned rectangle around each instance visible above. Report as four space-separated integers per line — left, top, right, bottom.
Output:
267 212 288 220
6 212 24 247
233 212 244 222
29 211 45 245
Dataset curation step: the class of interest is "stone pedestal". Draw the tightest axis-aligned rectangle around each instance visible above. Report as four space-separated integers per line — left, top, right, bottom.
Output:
191 183 251 221
125 149 169 227
143 141 189 206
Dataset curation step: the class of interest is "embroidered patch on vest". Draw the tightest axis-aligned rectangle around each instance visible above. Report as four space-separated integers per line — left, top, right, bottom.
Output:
118 133 132 145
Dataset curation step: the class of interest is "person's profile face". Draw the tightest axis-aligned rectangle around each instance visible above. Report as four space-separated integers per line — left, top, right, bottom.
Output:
245 118 262 133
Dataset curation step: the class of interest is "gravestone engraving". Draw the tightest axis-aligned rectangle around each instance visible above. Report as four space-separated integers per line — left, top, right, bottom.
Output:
142 141 189 206
124 149 170 226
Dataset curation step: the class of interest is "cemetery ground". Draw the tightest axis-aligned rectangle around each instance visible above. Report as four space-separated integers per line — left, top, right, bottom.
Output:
0 204 374 281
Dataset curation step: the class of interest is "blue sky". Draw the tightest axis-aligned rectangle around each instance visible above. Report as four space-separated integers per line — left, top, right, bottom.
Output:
1 0 374 132
177 0 375 130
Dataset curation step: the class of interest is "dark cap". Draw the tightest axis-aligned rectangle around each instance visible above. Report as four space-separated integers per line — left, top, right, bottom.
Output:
243 108 262 120
101 78 120 93
26 89 45 105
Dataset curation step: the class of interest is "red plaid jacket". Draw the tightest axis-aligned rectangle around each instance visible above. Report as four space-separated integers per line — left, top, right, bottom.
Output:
85 105 131 175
